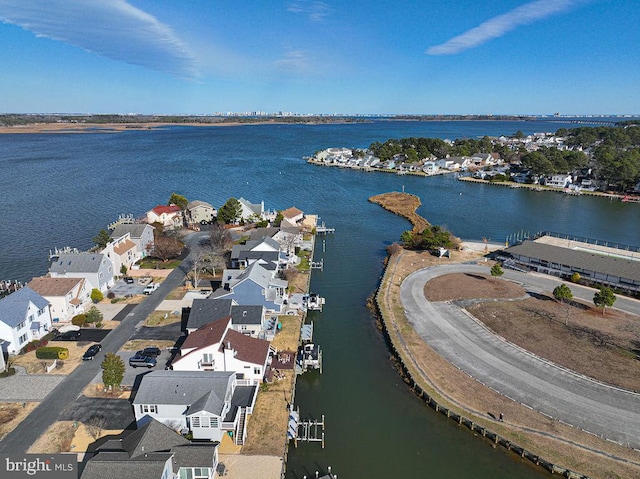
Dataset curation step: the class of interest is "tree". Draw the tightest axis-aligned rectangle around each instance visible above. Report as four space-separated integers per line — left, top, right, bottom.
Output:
101 353 125 390
207 223 232 253
593 287 616 315
85 306 103 324
168 192 188 210
90 288 103 303
272 210 284 227
570 272 581 283
120 264 128 275
553 284 573 325
85 414 107 440
152 235 183 262
490 263 504 282
93 229 112 249
217 197 242 224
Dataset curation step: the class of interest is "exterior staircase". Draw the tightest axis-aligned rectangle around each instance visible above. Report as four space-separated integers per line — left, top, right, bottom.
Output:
235 408 247 445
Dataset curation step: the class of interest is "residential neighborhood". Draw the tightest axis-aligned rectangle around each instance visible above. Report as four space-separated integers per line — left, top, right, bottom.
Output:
0 196 325 479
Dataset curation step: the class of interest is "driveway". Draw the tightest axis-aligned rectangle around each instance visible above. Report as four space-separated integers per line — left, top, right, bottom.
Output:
400 263 640 448
58 396 135 430
130 323 183 341
0 366 66 402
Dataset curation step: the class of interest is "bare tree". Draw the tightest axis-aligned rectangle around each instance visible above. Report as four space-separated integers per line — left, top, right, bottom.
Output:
85 414 107 440
208 223 232 254
152 236 183 262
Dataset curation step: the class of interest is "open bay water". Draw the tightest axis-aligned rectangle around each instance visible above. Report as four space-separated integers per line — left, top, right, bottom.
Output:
1 120 639 477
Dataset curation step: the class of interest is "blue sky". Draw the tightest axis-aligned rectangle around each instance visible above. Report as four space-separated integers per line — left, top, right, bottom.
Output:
0 0 638 115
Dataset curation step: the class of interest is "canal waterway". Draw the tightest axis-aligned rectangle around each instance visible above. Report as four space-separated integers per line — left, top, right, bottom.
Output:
0 120 639 478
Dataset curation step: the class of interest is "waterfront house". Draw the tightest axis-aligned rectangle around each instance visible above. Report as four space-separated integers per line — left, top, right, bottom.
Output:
213 262 287 313
146 204 183 230
132 370 257 444
237 197 265 221
447 156 472 170
230 236 283 270
110 223 155 258
186 200 217 225
0 287 52 355
435 158 455 169
545 174 572 189
101 233 139 275
281 206 304 228
81 417 219 479
186 299 275 339
171 317 270 381
27 276 90 323
49 252 114 293
422 161 439 175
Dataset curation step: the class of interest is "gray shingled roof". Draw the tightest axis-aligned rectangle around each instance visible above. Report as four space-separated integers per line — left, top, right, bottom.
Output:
230 305 263 325
110 223 152 240
0 287 49 328
49 253 106 273
506 241 640 282
187 298 233 330
133 370 234 416
82 419 216 479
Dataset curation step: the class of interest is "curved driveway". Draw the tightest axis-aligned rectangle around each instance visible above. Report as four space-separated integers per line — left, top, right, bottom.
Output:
400 263 640 448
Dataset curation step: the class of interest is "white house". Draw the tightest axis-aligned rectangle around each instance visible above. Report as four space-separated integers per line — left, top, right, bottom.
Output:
545 174 572 189
132 370 257 444
171 317 270 381
280 206 304 228
146 204 183 230
0 287 52 355
187 200 217 225
111 223 155 258
101 233 139 275
237 197 264 221
422 161 439 175
49 252 114 293
27 277 90 323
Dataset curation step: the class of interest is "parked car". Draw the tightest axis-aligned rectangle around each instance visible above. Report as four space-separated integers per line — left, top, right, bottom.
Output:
143 283 159 295
54 330 81 341
140 347 161 358
82 344 102 360
123 276 134 284
129 354 157 368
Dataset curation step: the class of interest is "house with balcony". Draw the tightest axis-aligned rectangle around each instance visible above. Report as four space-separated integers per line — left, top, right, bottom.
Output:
146 204 183 230
186 200 217 225
213 262 287 313
101 233 139 275
186 299 276 340
81 418 219 479
0 287 52 355
27 276 90 323
545 174 572 189
111 223 155 258
49 252 114 293
132 370 257 445
171 316 270 381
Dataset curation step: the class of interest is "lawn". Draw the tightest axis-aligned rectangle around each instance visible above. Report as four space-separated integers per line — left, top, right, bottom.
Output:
137 257 182 269
144 310 181 327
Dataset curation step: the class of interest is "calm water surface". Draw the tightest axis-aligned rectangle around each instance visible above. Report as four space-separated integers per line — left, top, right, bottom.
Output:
1 121 638 478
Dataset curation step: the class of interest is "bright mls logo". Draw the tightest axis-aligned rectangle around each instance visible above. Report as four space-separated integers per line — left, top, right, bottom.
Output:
3 455 76 479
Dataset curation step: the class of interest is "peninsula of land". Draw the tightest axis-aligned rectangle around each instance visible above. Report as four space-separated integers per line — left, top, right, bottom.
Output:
371 191 640 479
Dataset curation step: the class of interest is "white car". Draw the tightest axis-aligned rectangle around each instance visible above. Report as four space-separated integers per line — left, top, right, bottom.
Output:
143 283 159 295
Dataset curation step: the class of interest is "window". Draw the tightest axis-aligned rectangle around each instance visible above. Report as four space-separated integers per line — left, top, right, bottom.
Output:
202 353 214 364
16 321 25 331
28 314 34 323
192 416 218 428
139 405 157 414
191 417 200 427
19 333 28 344
254 367 261 375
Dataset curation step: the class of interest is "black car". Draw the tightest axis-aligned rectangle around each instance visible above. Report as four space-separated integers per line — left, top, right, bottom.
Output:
54 330 81 341
82 344 102 360
141 347 161 358
123 276 134 284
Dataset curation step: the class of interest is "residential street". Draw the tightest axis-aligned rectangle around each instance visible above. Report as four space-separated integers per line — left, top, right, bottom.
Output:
400 263 640 448
0 238 196 454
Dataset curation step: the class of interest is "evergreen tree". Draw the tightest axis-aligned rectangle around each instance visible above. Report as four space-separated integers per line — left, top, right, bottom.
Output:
101 353 125 390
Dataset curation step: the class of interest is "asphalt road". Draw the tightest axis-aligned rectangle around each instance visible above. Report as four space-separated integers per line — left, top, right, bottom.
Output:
400 263 640 448
0 239 194 454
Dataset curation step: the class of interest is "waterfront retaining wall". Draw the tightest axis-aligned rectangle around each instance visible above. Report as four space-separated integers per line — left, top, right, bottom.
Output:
374 251 591 479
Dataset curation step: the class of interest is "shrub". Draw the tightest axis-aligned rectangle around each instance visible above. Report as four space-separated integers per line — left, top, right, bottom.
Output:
107 291 115 300
36 347 69 360
90 288 104 303
110 298 120 304
86 306 103 324
72 314 87 327
570 272 581 283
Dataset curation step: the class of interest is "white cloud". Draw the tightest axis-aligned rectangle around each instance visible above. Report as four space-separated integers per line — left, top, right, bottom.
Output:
0 0 198 78
276 50 310 72
287 1 331 22
426 0 586 55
